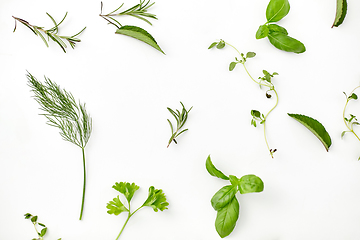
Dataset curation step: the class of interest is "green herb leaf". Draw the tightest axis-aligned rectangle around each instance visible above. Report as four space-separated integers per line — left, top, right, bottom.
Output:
106 196 129 215
238 175 264 194
288 113 332 151
266 0 290 23
332 0 347 27
206 155 229 180
215 197 240 238
349 93 358 100
217 40 226 49
208 42 218 49
112 182 139 202
268 32 306 53
40 227 47 237
229 62 237 71
268 24 288 35
115 25 165 54
211 185 238 211
256 24 269 39
143 186 169 212
229 175 240 187
246 52 256 58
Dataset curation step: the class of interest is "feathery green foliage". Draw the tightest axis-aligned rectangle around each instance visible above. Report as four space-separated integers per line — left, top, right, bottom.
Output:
24 213 61 240
27 72 92 220
13 13 86 53
167 102 192 148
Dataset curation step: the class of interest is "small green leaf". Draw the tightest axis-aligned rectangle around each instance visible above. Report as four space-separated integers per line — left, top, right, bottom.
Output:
229 62 237 71
40 227 47 237
106 196 129 215
215 197 240 238
288 113 332 151
142 186 169 212
332 0 347 27
206 155 229 180
246 52 256 58
31 216 37 223
268 24 288 35
115 25 165 54
238 175 264 194
256 25 269 39
217 40 226 49
251 110 261 118
349 93 358 100
341 131 347 138
268 32 306 53
112 182 139 202
24 213 32 219
266 0 290 23
38 223 46 227
208 42 218 49
211 185 238 211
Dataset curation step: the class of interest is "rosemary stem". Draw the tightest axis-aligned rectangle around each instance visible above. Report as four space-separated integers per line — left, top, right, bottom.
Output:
79 147 86 220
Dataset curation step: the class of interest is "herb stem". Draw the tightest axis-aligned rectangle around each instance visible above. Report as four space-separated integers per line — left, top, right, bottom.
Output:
79 147 86 220
116 203 143 240
343 86 360 141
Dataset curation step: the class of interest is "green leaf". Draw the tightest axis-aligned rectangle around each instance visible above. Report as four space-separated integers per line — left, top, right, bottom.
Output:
256 24 269 39
40 228 47 237
208 42 218 49
268 24 288 35
112 182 139 202
211 185 238 211
349 93 358 100
288 113 332 151
31 216 37 223
332 0 347 27
217 40 225 49
115 25 165 54
266 0 290 23
229 175 240 187
206 155 229 180
251 110 261 118
24 213 32 219
38 223 46 227
238 175 264 194
215 197 240 238
341 131 347 138
246 52 256 58
143 186 169 212
229 62 237 71
106 196 129 215
268 32 306 53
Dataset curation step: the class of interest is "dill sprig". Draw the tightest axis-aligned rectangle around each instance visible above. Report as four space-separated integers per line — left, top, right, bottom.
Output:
27 72 92 220
100 0 157 28
167 102 192 148
13 12 86 53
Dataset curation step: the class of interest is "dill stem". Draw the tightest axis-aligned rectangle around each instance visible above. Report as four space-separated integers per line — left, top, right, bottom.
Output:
79 147 86 220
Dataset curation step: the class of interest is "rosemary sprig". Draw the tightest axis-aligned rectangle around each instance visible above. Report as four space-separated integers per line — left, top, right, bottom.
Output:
167 102 192 148
100 0 157 28
27 72 92 220
13 12 86 53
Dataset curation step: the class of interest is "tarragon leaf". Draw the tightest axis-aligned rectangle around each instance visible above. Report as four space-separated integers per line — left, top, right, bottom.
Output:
115 25 165 54
112 182 139 202
106 196 129 215
288 113 332 151
215 197 240 238
332 0 347 28
211 185 237 211
206 155 229 180
142 186 169 212
268 32 305 53
238 174 264 194
266 0 290 23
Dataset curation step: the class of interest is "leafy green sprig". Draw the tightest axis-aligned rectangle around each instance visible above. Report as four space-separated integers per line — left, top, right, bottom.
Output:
206 156 264 238
209 40 279 158
27 72 92 220
167 102 192 148
12 13 86 53
342 86 360 159
107 182 169 240
24 213 61 240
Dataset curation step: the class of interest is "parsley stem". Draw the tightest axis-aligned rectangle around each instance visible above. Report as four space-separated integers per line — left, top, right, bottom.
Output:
79 147 86 220
116 205 143 240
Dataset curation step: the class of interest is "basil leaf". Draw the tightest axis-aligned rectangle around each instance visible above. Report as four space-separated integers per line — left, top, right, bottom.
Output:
215 197 240 238
268 32 306 53
229 175 240 187
115 25 165 54
238 175 264 194
206 155 229 180
268 24 288 35
288 113 332 151
266 0 290 23
332 0 347 27
256 24 269 39
211 185 237 211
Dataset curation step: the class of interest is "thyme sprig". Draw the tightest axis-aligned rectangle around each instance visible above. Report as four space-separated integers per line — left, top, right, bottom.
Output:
27 72 92 220
24 213 61 240
13 12 86 53
167 102 192 148
100 0 157 28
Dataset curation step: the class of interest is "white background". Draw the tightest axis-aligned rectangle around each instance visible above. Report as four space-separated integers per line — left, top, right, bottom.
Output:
1 0 360 239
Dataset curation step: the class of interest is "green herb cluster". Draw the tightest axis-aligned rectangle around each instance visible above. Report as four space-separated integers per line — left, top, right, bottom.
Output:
206 156 264 238
167 102 192 148
106 182 169 240
209 40 279 158
12 13 85 53
24 213 61 240
256 0 305 53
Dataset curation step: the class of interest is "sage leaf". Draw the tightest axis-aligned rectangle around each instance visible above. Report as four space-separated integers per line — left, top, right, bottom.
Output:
211 185 237 211
268 32 305 53
332 0 347 28
266 0 290 23
256 24 269 39
268 24 288 35
288 113 332 151
206 155 229 180
115 25 165 54
238 175 264 194
215 197 240 238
